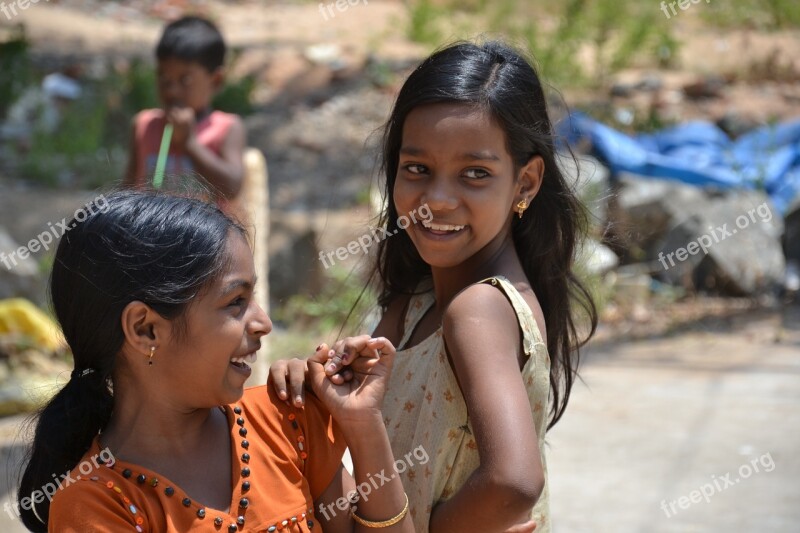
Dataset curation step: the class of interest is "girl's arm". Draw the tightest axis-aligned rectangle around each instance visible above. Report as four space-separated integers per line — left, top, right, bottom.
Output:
430 283 544 532
310 337 414 533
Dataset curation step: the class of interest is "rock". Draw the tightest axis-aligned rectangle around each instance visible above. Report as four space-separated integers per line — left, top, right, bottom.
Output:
268 211 324 308
682 76 727 100
635 74 664 92
578 238 619 276
654 192 785 295
0 344 70 416
784 201 800 262
608 174 706 261
610 83 635 98
0 229 43 302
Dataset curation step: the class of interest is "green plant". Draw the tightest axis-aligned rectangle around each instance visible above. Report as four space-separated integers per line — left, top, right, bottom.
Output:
701 0 800 29
407 0 444 47
403 0 679 89
276 266 377 338
0 25 32 120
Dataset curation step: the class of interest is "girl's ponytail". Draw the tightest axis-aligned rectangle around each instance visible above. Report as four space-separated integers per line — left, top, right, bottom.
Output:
18 370 113 532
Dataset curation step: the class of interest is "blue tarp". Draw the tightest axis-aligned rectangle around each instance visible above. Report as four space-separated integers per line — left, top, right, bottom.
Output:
558 112 800 216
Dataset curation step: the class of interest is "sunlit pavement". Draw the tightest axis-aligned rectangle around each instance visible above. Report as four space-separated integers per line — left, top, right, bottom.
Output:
548 306 800 532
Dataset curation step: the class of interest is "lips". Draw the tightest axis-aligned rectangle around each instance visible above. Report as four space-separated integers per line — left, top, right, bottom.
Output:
230 351 257 375
419 219 467 239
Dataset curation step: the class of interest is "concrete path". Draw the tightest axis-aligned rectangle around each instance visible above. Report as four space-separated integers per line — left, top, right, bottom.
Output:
547 304 800 532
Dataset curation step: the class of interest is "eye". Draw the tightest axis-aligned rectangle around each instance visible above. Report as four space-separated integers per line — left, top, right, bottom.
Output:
403 163 428 175
463 168 490 180
228 296 246 308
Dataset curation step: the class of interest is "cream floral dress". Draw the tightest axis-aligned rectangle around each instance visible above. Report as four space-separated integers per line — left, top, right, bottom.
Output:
383 276 551 532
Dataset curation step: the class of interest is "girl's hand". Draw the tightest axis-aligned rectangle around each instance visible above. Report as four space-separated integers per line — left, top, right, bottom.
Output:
268 353 353 408
308 336 395 425
268 357 309 407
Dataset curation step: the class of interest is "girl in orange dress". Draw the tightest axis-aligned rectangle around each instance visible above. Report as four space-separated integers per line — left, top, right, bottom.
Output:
16 191 413 533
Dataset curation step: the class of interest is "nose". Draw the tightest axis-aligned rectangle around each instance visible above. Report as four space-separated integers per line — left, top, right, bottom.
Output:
420 176 458 212
160 80 183 106
247 302 273 338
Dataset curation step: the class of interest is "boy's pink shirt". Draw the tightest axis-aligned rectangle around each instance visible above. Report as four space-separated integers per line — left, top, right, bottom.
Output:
132 108 237 188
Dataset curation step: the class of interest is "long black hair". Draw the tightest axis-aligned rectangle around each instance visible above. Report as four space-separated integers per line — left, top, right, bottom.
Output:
17 190 245 531
372 41 598 429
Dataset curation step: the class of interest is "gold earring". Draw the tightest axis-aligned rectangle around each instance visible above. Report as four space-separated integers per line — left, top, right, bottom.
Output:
516 199 528 219
149 346 155 366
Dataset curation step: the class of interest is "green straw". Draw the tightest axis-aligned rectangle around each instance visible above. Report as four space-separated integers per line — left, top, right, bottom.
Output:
153 123 173 189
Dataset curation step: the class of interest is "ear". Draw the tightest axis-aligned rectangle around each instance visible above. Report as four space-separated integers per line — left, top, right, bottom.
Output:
211 67 225 92
515 155 545 205
119 301 168 364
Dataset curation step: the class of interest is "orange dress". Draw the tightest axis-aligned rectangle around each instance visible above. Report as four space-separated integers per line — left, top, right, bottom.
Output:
48 385 345 532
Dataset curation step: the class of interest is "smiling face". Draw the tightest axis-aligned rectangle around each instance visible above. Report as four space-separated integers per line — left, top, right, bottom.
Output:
156 56 221 112
394 103 536 270
159 230 271 406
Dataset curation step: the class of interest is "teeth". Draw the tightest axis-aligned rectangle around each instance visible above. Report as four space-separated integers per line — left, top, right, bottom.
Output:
422 220 465 232
231 352 257 365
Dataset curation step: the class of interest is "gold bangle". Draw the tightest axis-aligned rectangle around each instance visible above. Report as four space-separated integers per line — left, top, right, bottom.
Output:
350 493 409 528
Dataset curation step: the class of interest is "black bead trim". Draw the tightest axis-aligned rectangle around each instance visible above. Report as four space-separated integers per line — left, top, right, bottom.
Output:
136 474 146 484
241 481 250 492
228 524 238 532
122 469 132 479
241 453 250 463
239 497 249 508
241 440 249 449
236 417 245 426
239 427 248 437
237 515 245 526
241 467 250 478
197 508 206 519
182 497 192 507
233 406 242 414
165 487 175 497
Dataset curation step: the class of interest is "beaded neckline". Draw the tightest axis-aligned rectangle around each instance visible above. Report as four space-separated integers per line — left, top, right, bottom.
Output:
98 404 315 532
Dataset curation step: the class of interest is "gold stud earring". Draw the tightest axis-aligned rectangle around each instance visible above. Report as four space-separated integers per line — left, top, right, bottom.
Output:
149 346 155 366
516 199 528 219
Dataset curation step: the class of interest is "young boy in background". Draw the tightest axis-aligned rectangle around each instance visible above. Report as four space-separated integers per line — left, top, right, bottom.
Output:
123 16 246 211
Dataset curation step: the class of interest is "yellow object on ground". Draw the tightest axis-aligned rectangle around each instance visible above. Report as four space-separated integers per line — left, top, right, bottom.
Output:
0 298 64 351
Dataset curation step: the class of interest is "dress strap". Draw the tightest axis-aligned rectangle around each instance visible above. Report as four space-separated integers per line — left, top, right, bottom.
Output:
479 276 546 357
398 291 435 350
